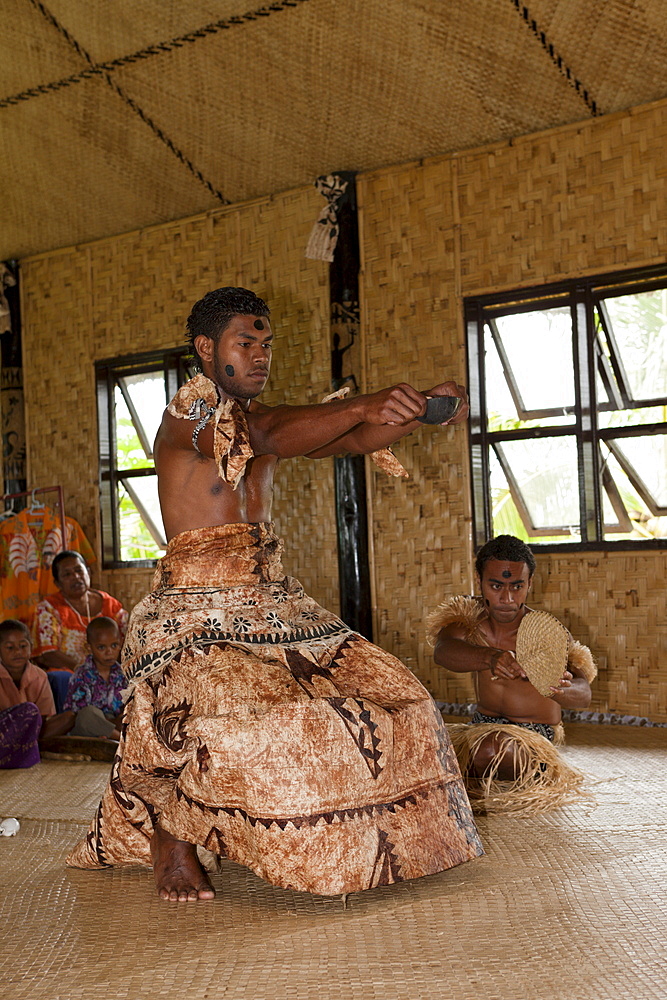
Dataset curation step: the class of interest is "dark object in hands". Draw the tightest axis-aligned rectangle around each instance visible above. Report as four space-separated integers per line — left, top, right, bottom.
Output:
416 395 462 424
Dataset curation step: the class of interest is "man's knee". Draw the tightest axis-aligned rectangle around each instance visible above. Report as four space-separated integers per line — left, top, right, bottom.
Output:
471 732 522 778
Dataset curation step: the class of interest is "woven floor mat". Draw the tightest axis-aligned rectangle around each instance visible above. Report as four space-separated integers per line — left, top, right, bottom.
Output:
1 728 666 999
0 759 111 823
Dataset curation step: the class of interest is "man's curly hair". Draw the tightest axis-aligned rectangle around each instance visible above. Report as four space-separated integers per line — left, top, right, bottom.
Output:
475 534 536 579
186 287 270 366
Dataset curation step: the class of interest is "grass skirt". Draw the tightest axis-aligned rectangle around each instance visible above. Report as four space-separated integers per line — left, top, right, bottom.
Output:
446 721 589 816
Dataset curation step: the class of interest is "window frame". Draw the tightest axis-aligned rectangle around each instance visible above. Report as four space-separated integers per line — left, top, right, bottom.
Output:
465 264 667 553
95 347 193 569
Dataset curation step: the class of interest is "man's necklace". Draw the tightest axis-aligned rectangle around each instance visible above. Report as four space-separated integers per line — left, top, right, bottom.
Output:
63 591 94 626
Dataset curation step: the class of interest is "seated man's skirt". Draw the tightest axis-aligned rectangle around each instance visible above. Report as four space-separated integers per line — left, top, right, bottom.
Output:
67 523 483 895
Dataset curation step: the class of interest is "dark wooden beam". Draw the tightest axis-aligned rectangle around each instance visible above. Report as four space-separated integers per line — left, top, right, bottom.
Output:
328 174 373 640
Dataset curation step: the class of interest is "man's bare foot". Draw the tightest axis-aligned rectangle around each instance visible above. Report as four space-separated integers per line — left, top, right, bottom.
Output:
150 822 216 902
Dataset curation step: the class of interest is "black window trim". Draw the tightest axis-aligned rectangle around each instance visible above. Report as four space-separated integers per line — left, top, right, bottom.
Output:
465 263 667 553
95 346 193 569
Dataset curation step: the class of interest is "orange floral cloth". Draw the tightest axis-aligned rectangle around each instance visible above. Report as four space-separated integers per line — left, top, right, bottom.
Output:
67 523 483 896
33 592 128 667
0 508 96 631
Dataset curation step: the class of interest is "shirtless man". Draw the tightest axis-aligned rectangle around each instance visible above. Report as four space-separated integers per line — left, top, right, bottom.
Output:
68 286 483 901
430 535 594 783
155 295 467 540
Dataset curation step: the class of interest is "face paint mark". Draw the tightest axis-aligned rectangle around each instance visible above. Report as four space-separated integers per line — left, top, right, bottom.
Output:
225 365 235 377
253 319 265 330
502 570 512 579
484 598 490 607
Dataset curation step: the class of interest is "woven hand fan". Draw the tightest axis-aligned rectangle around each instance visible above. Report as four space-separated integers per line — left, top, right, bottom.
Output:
515 611 569 697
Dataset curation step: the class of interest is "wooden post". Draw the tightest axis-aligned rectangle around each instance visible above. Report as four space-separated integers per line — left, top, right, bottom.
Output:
1 262 27 498
329 174 373 640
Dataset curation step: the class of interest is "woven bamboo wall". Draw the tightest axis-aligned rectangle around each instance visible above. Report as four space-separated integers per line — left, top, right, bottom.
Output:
20 188 337 616
531 550 667 721
358 160 474 705
359 98 667 719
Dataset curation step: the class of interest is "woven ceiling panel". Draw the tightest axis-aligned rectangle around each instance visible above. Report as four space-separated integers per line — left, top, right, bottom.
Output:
2 0 667 259
43 0 254 63
529 0 667 113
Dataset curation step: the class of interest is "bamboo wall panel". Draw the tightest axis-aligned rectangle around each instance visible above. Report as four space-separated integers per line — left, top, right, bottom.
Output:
532 550 667 722
456 103 667 293
103 567 155 617
358 161 474 703
22 250 98 548
360 99 667 719
21 189 337 617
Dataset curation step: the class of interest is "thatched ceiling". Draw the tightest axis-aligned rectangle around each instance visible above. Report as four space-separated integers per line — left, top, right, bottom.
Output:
2 0 667 260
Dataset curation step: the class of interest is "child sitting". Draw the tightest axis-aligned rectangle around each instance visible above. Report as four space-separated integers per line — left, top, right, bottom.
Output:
64 617 125 740
0 619 75 768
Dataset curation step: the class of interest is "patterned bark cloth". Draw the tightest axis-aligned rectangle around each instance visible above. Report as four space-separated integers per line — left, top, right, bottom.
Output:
67 523 483 895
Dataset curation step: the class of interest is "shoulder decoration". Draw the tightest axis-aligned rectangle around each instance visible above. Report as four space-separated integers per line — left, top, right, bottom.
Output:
167 374 253 490
426 595 488 647
321 387 409 478
568 639 597 683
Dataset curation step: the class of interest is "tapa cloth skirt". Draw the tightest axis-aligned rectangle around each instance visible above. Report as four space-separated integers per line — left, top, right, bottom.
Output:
67 523 483 895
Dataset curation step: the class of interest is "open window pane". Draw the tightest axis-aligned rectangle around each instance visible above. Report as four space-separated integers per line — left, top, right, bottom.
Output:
601 446 667 541
121 373 166 455
120 475 167 549
489 448 579 543
603 288 667 400
97 348 189 566
607 436 667 513
495 437 580 534
118 482 166 561
485 323 575 431
114 386 153 471
493 307 575 414
597 404 667 430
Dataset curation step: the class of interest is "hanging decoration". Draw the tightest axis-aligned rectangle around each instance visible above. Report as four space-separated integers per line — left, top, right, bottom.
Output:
304 173 352 262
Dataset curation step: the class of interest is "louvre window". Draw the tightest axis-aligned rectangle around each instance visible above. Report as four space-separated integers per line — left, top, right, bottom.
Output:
96 349 194 567
466 266 667 550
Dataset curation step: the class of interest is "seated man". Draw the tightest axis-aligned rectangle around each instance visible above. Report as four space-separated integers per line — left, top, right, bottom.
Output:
428 535 596 813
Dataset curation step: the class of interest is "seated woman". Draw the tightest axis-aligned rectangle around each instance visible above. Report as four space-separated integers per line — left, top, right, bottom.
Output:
0 619 75 768
33 551 128 711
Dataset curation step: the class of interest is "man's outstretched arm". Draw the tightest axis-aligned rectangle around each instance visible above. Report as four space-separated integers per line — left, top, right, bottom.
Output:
157 383 418 458
246 382 433 458
158 380 466 461
304 381 469 458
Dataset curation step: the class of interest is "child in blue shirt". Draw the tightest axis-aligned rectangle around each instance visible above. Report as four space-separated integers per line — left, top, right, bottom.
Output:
64 617 125 739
